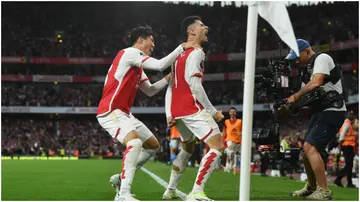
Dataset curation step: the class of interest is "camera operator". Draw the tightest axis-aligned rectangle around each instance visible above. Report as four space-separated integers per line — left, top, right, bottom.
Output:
285 39 346 200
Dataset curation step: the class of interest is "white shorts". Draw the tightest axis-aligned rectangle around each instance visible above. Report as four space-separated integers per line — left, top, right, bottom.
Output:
175 110 220 143
227 141 241 153
97 109 153 144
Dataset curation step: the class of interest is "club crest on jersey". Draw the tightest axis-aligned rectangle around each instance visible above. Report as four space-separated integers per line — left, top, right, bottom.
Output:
140 52 144 56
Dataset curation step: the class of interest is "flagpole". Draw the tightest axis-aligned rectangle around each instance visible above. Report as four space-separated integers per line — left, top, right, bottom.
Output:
239 2 258 201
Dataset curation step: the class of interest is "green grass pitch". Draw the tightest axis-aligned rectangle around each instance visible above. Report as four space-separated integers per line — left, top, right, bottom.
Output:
2 159 358 200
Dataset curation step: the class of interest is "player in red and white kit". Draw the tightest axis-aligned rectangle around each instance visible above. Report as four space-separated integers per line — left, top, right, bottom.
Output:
96 25 196 201
162 16 224 201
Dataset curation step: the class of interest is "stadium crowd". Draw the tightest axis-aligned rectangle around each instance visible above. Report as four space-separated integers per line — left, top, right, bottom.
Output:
1 117 167 158
1 114 307 158
2 73 358 107
2 2 358 58
3 110 358 179
1 81 246 107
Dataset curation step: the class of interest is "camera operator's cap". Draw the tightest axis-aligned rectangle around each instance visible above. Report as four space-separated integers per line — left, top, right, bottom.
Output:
285 39 310 60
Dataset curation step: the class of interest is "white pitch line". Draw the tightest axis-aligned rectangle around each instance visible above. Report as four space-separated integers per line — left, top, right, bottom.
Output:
140 167 188 200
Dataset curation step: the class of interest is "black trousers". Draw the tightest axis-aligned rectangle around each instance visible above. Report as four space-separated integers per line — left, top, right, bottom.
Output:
337 146 354 185
189 144 201 166
279 160 293 176
260 152 269 174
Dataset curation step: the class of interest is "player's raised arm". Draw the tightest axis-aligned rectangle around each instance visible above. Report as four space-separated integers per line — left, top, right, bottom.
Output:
125 25 197 72
128 42 197 71
141 45 182 71
139 71 170 97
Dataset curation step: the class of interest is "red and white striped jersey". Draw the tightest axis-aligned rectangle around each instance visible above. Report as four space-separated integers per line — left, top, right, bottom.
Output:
97 48 152 117
169 48 214 118
97 44 184 117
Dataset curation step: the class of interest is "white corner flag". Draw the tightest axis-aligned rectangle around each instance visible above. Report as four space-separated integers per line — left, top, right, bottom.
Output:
239 1 298 201
257 1 299 56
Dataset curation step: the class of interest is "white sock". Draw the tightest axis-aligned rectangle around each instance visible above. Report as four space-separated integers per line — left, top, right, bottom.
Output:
226 150 233 169
168 169 181 190
114 148 156 182
233 153 237 168
225 158 230 169
192 149 221 193
168 149 192 190
136 148 157 171
119 139 142 196
229 150 234 168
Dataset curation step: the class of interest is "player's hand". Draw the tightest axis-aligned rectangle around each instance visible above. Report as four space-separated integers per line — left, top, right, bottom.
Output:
213 110 224 122
167 116 176 127
165 72 171 83
181 41 201 50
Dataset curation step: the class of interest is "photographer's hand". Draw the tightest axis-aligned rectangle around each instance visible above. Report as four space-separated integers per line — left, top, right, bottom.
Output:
288 73 325 104
286 94 297 104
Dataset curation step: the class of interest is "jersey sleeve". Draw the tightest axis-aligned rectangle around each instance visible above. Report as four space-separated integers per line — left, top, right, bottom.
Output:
139 71 168 97
185 49 205 79
124 48 150 67
339 121 351 141
312 53 335 76
139 71 150 84
126 45 184 71
186 49 217 117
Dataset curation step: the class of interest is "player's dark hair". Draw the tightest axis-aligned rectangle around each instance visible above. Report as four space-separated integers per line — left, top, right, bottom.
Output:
229 107 237 112
181 15 201 39
129 25 153 45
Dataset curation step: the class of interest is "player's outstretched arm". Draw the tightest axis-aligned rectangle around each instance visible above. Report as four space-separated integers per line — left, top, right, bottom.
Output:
139 72 170 97
128 42 197 72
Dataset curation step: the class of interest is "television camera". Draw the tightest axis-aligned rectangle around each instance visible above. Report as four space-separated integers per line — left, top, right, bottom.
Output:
252 58 302 163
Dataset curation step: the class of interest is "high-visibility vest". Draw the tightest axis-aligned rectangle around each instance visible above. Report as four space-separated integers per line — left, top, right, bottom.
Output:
170 126 180 139
224 119 242 143
60 149 65 155
340 119 356 147
280 139 289 153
